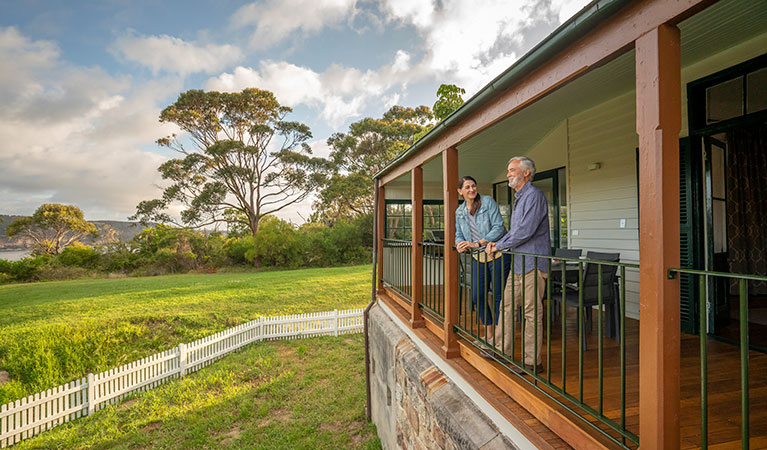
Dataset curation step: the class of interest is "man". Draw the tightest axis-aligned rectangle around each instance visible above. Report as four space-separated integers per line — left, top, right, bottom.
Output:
486 156 550 373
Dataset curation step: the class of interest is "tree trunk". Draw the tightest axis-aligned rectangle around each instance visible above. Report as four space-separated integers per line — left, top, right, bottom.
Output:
247 213 260 238
247 213 260 267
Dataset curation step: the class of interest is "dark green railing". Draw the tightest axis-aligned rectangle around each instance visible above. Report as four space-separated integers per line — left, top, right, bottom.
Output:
668 268 767 450
455 248 639 448
420 241 445 322
381 239 412 303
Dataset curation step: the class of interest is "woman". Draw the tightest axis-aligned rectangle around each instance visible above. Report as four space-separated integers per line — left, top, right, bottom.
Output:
455 176 511 340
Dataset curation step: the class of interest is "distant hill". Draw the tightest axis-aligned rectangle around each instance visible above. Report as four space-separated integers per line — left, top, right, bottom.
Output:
0 215 150 250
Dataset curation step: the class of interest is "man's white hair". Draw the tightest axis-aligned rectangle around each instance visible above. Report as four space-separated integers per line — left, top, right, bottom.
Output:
508 156 536 179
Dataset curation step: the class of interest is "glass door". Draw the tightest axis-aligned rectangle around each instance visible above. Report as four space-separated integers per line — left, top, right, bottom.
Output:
532 168 566 249
493 167 567 249
703 134 730 332
493 182 511 230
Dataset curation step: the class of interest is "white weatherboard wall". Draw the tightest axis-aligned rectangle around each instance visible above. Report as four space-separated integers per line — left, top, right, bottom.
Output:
567 90 641 319
0 309 364 448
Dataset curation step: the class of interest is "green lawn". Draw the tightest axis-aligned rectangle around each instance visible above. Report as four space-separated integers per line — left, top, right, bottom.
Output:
0 265 372 403
16 335 381 450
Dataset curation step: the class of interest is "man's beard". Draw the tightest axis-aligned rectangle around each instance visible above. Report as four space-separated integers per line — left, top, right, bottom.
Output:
508 175 524 189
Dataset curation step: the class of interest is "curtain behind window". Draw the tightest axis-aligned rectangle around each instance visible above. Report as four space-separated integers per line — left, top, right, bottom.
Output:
727 123 767 294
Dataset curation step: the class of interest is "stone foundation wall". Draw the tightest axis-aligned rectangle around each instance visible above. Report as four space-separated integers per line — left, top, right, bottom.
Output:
368 304 519 450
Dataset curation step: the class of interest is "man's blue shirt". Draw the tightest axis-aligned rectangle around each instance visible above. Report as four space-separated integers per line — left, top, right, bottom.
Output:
495 182 551 273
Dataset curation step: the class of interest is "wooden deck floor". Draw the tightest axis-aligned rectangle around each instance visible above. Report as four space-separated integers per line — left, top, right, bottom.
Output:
455 301 767 449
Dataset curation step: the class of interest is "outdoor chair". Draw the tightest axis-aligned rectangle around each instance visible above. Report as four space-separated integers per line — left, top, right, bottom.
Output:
548 248 583 322
559 251 620 351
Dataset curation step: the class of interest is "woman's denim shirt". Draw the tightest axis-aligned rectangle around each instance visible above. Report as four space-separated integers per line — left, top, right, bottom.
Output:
455 195 506 243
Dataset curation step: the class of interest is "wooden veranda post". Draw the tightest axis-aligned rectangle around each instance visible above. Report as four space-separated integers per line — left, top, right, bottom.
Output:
376 181 385 293
411 166 425 328
636 24 681 449
442 147 460 358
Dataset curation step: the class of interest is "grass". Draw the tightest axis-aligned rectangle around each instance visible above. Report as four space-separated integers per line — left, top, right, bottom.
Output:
16 334 381 450
0 265 373 404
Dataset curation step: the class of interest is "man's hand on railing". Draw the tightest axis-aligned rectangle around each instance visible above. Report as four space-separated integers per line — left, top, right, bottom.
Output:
485 242 497 255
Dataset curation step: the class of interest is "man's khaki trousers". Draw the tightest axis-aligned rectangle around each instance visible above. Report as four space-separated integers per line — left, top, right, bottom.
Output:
494 269 547 366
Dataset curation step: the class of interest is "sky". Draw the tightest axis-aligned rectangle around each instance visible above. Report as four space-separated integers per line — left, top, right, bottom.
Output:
0 0 591 224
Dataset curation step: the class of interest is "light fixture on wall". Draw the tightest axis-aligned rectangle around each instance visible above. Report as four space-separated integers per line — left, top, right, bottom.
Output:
588 162 602 171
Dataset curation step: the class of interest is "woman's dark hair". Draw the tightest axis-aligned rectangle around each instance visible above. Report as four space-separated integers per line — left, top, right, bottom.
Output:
459 176 481 216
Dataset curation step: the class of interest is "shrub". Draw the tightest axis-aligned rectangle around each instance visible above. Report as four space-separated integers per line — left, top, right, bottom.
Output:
97 242 142 273
35 264 94 281
225 236 255 265
154 248 197 273
131 225 216 274
247 216 304 268
0 255 51 282
57 242 100 268
352 213 374 248
0 259 11 275
303 218 370 267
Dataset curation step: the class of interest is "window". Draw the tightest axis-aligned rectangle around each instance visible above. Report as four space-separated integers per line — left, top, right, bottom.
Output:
385 201 411 240
384 200 444 241
706 77 743 124
746 67 767 114
689 53 767 132
423 201 444 239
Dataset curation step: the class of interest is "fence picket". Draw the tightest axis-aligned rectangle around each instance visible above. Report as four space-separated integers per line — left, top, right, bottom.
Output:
1 403 6 448
20 397 27 441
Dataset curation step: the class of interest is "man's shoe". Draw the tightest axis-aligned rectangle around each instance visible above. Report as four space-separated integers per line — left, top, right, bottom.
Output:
472 340 496 360
511 363 544 375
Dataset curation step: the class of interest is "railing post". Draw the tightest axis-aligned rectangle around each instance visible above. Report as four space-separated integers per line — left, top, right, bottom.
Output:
442 147 460 358
636 23 681 449
87 373 95 415
178 343 187 377
376 181 386 293
411 166 425 328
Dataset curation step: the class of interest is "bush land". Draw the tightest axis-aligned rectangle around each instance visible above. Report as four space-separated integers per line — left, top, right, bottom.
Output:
0 214 372 284
0 265 371 404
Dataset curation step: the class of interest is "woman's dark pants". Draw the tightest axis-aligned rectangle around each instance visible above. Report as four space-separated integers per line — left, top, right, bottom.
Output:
471 253 511 326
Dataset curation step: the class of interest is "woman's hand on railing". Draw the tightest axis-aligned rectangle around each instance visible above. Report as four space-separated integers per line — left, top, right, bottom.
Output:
456 241 481 253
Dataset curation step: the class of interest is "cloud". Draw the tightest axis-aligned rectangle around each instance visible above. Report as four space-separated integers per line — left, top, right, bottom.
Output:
211 0 591 129
380 0 592 93
0 26 179 220
550 0 590 24
205 50 422 127
112 32 243 76
233 0 357 49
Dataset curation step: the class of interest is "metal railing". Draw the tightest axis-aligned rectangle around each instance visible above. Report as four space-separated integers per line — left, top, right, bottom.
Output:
420 241 445 321
668 268 767 449
455 248 639 448
381 239 412 303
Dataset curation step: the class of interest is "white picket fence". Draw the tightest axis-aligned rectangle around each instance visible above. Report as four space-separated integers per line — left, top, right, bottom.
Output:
0 308 364 448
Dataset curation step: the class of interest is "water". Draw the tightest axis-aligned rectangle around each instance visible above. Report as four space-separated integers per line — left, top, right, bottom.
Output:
0 250 31 261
